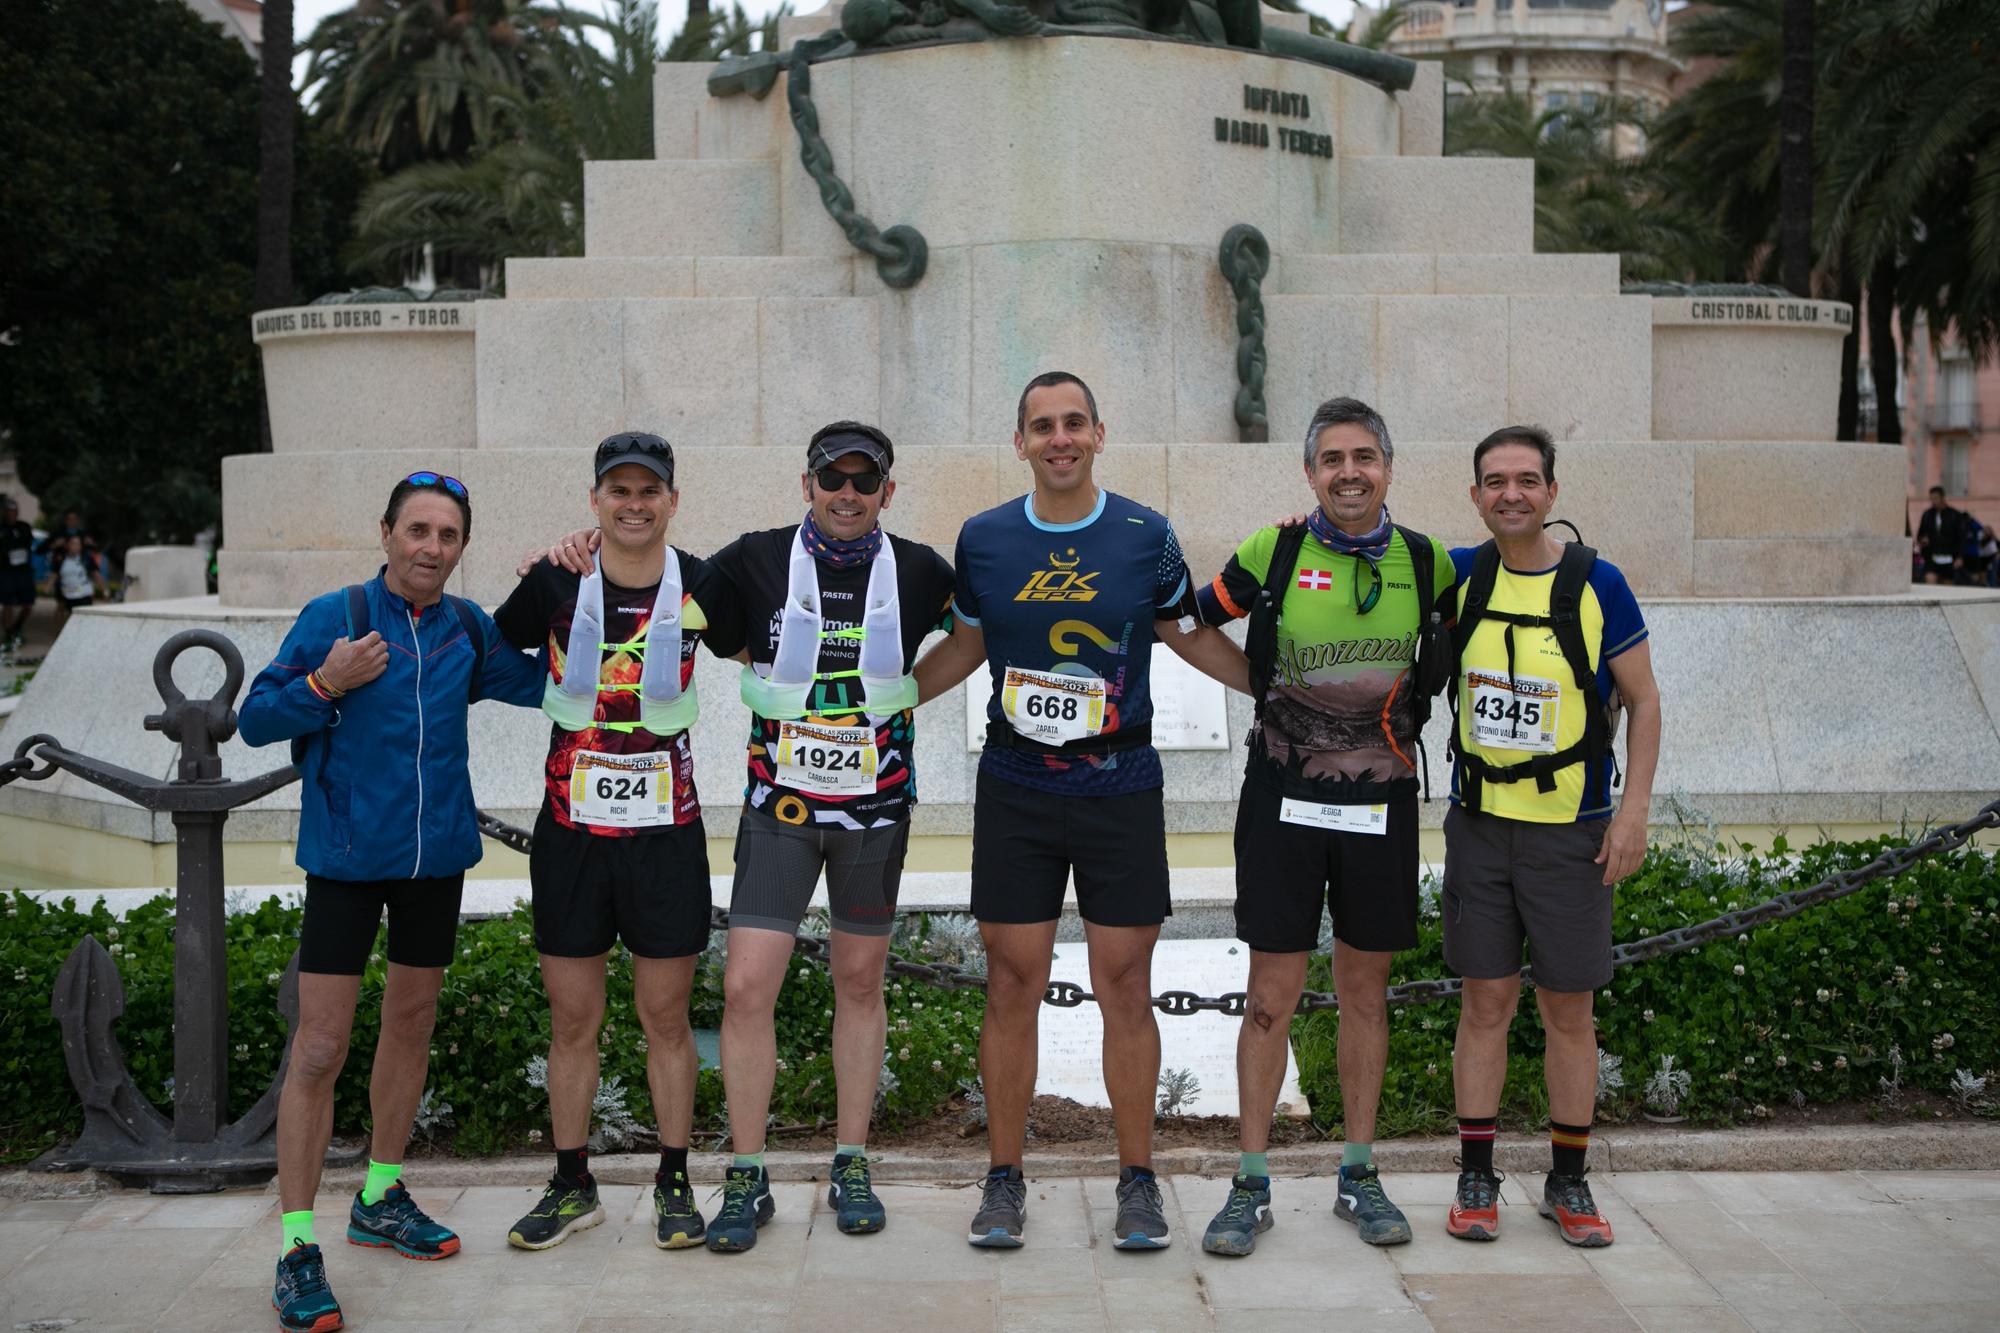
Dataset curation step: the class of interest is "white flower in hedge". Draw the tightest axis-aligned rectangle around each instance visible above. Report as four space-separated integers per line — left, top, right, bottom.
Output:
528 1128 543 1142
1887 900 1899 914
1817 988 1831 1003
108 943 122 956
898 1046 911 1061
1774 1054 1788 1067
931 1059 944 1071
1732 964 1745 976
1834 1055 1849 1069
11 968 24 982
1742 1055 1755 1067
267 971 281 984
1934 1033 1956 1050
1811 1060 1824 1072
1642 1009 1655 1023
448 1043 458 1055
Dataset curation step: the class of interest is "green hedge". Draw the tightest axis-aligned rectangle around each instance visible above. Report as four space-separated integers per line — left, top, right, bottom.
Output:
2 829 1994 1163
1294 831 1999 1135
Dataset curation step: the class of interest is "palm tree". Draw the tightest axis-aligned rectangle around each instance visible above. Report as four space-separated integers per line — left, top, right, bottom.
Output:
346 1 784 276
1778 0 1815 297
1446 94 1720 283
254 0 297 450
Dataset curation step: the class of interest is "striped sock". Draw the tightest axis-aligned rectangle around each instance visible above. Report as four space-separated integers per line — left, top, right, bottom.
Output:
1551 1121 1591 1177
1458 1115 1498 1175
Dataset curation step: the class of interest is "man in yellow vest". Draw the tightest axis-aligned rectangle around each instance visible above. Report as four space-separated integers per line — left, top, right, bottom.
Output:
1441 426 1661 1249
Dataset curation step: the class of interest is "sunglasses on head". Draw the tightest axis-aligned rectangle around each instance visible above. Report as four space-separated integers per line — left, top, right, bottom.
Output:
814 467 885 496
405 471 468 499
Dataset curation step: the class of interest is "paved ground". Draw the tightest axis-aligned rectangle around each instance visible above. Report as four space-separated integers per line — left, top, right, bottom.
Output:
2 1169 1995 1331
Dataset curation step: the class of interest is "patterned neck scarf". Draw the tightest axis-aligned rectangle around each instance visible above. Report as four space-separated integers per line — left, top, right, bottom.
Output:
1306 504 1394 564
800 511 883 569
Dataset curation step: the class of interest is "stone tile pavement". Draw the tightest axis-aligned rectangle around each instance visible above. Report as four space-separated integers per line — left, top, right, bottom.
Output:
2 1170 1995 1332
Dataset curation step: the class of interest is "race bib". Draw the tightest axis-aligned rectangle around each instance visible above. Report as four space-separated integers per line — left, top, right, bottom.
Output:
6 549 24 567
1279 799 1388 835
569 749 675 828
774 720 878 794
1465 669 1560 753
1001 666 1105 745
1932 554 1955 566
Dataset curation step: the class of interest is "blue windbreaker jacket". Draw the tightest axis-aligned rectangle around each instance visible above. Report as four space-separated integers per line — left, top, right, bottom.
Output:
238 570 544 881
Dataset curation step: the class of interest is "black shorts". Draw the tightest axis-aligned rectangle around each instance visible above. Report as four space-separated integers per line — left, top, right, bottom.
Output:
0 571 34 607
969 770 1170 928
1232 781 1420 954
298 872 465 975
1441 805 1613 993
730 806 909 937
529 808 712 959
61 595 93 610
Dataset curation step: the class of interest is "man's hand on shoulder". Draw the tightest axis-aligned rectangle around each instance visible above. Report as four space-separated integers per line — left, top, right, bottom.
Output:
318 632 388 693
516 528 599 577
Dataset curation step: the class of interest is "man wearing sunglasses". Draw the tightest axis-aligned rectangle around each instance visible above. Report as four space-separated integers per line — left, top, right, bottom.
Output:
913 372 1250 1253
684 421 954 1251
490 433 723 1256
1188 396 1455 1258
241 472 546 1333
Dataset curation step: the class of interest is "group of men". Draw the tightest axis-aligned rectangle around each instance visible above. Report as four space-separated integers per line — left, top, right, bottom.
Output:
239 372 1660 1333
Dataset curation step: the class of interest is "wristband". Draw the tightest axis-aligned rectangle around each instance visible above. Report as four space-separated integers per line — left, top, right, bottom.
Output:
307 670 344 702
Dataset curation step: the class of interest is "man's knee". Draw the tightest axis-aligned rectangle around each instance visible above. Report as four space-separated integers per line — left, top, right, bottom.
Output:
1536 990 1596 1039
549 996 606 1048
291 1027 350 1084
1460 982 1520 1032
831 957 885 1007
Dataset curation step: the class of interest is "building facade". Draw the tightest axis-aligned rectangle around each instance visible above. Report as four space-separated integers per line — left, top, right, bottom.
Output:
1901 317 2000 541
1384 0 1681 155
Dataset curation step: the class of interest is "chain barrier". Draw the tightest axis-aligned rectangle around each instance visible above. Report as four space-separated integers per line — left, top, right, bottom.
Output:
2 733 62 787
1217 223 1271 444
783 40 928 290
481 796 2000 1016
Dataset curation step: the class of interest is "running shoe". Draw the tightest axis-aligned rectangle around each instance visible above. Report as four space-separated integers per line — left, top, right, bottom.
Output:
272 1243 342 1333
1334 1163 1412 1246
1112 1166 1172 1250
1539 1171 1614 1247
653 1172 707 1250
829 1152 887 1235
1200 1175 1274 1257
345 1183 459 1260
705 1165 775 1253
1446 1164 1503 1242
967 1165 1027 1248
506 1176 606 1251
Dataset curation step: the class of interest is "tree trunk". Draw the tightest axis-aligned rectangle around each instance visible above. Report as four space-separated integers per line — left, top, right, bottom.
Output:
1779 0 1815 298
253 0 295 452
1869 257 1903 446
1836 265 1860 440
688 0 710 18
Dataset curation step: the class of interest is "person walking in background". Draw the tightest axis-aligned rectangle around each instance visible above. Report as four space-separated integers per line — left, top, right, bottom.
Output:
0 496 36 650
43 532 106 633
1916 486 1969 585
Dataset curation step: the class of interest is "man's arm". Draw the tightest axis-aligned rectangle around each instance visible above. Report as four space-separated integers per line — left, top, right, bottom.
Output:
915 617 986 704
473 603 549 708
238 603 387 747
1160 621 1250 694
1599 639 1661 887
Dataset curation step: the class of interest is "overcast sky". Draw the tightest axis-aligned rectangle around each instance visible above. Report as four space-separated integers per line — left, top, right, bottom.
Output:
287 0 1361 97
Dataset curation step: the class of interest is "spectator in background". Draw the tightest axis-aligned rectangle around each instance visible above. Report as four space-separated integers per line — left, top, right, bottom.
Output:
1 497 35 650
1916 486 1968 585
36 509 94 558
43 533 106 632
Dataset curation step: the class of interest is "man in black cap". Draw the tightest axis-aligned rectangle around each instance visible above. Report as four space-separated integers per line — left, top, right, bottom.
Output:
491 433 724 1254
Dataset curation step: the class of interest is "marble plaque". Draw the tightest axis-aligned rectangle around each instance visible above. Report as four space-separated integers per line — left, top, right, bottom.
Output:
963 643 1232 751
1035 938 1311 1119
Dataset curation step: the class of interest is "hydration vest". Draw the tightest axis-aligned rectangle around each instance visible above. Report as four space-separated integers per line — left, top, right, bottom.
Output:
542 548 698 736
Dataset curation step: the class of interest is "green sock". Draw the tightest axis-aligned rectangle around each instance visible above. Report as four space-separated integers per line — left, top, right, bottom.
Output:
281 1210 316 1255
1341 1141 1373 1170
835 1142 866 1160
360 1158 402 1207
1238 1151 1269 1180
733 1151 765 1172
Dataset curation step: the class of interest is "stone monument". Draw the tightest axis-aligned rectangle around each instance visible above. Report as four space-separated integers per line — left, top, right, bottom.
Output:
3 2 1994 888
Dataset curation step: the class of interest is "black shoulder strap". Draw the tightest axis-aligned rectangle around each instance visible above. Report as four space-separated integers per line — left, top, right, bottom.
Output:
343 584 369 640
1546 542 1598 698
1396 525 1435 630
445 595 485 703
1450 541 1502 659
1245 523 1310 703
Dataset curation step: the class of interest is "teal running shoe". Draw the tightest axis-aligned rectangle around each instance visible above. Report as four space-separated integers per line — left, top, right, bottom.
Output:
829 1152 887 1235
507 1176 605 1251
706 1165 775 1252
346 1183 460 1260
1335 1163 1413 1246
1200 1175 1274 1256
272 1243 343 1333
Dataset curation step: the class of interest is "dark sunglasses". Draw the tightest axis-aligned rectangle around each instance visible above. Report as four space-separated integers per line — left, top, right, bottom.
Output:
814 467 885 496
1353 556 1382 615
405 471 468 499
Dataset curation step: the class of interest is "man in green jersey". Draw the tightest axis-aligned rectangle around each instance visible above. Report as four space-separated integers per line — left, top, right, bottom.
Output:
1191 397 1455 1256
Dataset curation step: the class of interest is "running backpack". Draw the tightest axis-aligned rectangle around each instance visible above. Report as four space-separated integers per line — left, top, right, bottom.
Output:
1447 532 1622 815
290 585 486 767
1242 522 1452 794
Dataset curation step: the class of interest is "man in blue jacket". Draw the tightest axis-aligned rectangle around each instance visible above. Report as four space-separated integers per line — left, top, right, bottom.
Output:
239 472 543 1333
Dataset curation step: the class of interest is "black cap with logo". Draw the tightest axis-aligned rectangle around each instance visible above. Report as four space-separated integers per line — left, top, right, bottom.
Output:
594 432 675 487
805 424 893 475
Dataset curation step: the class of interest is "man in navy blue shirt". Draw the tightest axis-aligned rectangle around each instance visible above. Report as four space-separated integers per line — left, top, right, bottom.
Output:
917 372 1247 1252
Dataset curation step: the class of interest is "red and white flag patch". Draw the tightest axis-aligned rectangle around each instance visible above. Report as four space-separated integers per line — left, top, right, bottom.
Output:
1296 569 1334 591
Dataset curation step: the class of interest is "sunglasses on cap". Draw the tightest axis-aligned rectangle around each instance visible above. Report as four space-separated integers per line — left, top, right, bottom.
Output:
814 467 885 496
405 471 468 499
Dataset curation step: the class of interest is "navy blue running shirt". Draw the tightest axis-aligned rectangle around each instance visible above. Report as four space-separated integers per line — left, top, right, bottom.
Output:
951 489 1193 796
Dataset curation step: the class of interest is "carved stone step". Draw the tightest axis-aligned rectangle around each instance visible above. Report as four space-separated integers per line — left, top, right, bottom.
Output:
582 159 781 257
507 255 856 300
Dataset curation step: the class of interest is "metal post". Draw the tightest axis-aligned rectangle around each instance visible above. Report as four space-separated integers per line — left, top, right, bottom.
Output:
172 809 230 1142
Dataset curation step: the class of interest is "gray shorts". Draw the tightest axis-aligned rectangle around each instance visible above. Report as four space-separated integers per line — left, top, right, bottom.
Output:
729 806 910 937
1441 805 1613 993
